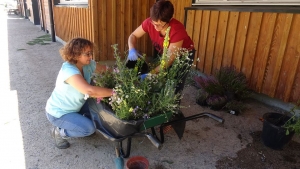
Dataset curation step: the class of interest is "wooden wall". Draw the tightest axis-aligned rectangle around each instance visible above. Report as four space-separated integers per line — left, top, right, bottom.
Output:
51 0 300 103
53 0 155 61
185 9 300 103
53 6 93 43
94 0 155 61
169 0 192 23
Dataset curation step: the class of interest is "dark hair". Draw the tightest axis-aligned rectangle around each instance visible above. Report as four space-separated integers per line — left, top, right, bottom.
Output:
59 37 94 64
150 0 174 23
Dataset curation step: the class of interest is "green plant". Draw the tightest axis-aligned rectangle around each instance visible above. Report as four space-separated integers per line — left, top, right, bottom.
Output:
283 100 300 135
93 26 193 120
195 88 209 105
225 100 247 115
215 66 251 100
27 35 51 45
193 66 251 113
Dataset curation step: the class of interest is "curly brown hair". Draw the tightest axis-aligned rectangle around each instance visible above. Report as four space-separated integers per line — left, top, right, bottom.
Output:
150 0 174 23
59 38 94 64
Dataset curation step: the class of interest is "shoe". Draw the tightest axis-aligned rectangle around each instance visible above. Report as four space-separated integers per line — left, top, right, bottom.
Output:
51 127 70 149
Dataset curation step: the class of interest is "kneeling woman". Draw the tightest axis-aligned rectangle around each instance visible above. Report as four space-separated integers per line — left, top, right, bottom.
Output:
45 38 113 149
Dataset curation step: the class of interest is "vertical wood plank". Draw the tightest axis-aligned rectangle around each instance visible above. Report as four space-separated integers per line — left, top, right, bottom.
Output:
140 0 148 56
90 0 99 60
186 10 195 41
290 61 300 102
250 13 277 92
242 12 263 79
119 0 125 53
198 10 210 73
205 10 219 75
111 0 117 59
262 13 293 97
213 11 229 73
232 12 250 71
275 14 300 102
185 10 195 66
222 11 239 67
192 10 203 69
101 0 107 60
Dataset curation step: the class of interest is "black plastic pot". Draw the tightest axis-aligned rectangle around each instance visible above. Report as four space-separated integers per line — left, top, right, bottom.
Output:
262 112 295 150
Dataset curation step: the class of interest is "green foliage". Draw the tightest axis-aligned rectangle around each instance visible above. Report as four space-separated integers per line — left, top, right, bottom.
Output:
224 100 247 112
215 66 251 100
27 34 51 45
284 100 300 135
194 66 251 112
196 88 209 103
92 44 192 120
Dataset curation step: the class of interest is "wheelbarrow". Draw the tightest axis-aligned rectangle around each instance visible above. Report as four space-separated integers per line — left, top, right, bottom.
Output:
87 98 224 159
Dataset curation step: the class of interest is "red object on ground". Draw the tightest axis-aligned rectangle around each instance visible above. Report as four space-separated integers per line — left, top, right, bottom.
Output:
126 156 149 169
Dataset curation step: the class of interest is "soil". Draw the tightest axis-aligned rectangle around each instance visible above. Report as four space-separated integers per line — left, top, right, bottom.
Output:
179 85 300 169
215 131 300 169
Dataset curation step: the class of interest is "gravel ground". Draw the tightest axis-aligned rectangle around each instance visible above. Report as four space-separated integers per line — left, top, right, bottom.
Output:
1 10 299 169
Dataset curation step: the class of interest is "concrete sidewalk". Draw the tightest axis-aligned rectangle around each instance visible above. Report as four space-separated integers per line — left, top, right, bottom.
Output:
0 10 129 169
2 9 298 169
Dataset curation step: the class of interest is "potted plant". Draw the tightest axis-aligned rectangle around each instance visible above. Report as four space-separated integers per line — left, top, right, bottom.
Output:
262 101 300 150
90 26 193 138
193 66 251 113
206 95 227 111
195 88 209 106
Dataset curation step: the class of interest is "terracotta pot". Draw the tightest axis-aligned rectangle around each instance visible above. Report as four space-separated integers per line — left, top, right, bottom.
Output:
126 156 149 169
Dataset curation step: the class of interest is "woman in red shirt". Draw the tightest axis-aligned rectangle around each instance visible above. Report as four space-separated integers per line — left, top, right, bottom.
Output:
128 0 195 77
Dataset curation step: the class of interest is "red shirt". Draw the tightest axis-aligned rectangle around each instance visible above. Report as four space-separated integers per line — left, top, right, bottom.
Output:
142 17 194 54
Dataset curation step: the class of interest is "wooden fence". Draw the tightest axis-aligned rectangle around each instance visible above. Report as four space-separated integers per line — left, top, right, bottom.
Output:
53 6 93 43
53 0 155 61
51 1 299 103
185 7 300 103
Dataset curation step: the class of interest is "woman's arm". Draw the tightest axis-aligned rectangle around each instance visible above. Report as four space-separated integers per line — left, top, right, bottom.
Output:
65 74 113 98
151 40 183 74
128 25 146 50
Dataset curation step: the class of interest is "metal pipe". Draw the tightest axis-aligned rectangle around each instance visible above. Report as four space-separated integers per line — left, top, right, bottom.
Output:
23 0 28 19
47 0 56 42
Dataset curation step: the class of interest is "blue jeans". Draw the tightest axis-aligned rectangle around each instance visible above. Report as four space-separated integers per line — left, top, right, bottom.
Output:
46 102 95 138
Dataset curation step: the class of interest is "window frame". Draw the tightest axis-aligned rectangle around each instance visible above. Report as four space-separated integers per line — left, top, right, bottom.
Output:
192 0 300 6
59 0 88 5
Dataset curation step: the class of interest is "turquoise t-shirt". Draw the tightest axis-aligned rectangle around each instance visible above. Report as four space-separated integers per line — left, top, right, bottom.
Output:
45 60 96 118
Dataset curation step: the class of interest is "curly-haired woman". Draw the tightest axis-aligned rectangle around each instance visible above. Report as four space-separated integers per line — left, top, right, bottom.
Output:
45 38 113 149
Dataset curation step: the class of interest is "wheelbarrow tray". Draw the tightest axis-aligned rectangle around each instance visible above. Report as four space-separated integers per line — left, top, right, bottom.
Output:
87 98 224 158
87 98 173 140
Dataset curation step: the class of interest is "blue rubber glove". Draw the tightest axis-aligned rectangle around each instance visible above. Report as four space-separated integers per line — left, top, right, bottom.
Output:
128 48 142 61
140 73 149 81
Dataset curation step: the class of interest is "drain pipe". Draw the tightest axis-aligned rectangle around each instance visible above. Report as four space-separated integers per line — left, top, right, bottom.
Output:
23 0 28 19
48 0 56 42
